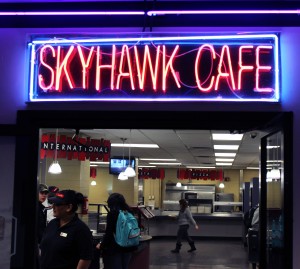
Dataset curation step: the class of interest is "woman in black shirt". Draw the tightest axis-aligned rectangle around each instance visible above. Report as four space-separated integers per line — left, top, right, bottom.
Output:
40 189 93 269
97 193 137 269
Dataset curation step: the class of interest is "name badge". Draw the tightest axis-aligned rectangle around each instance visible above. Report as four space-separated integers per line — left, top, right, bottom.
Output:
60 232 67 237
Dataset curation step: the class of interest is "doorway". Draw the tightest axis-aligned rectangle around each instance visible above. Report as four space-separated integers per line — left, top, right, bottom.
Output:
10 110 292 269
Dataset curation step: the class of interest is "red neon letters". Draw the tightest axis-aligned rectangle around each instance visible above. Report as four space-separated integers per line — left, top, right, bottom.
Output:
37 43 273 93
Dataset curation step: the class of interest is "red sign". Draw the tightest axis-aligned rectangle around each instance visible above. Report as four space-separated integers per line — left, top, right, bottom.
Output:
29 34 279 102
138 168 165 180
177 168 223 181
40 134 111 161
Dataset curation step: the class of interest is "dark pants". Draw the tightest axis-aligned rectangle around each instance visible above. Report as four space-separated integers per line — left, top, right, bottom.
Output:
176 224 194 245
103 252 132 269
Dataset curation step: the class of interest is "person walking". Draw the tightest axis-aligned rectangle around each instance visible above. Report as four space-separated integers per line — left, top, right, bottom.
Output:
40 189 93 269
96 193 137 269
171 198 199 253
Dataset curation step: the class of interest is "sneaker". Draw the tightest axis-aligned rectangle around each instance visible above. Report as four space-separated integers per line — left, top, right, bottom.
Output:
171 249 180 253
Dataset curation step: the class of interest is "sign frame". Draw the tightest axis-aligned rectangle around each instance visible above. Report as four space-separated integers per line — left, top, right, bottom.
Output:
28 34 279 102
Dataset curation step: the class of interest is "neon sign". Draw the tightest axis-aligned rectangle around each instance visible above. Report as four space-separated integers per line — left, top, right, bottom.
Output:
28 34 279 102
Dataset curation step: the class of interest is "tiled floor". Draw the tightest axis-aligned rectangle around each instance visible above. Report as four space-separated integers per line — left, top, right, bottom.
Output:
149 238 255 269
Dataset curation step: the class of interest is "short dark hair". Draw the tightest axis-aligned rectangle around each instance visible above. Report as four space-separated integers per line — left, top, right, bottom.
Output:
179 199 188 209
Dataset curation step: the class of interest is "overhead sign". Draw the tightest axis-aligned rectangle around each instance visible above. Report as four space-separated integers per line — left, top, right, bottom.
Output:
40 134 111 161
28 34 279 102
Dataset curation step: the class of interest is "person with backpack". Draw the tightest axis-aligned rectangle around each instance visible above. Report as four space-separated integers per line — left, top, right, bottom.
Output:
171 199 199 253
97 193 138 269
243 204 259 231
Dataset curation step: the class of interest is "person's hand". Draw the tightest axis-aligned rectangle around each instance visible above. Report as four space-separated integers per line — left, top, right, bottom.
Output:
195 224 199 230
96 243 101 250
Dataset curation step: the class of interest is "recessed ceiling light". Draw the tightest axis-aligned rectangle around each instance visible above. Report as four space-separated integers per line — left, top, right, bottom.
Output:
212 134 243 141
111 143 159 148
215 153 236 157
186 166 216 169
90 161 109 165
214 145 239 150
215 158 234 162
216 163 232 166
140 158 177 161
267 145 280 149
149 162 182 165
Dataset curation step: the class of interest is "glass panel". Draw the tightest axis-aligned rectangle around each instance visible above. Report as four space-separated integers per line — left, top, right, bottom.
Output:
0 137 15 269
265 131 284 268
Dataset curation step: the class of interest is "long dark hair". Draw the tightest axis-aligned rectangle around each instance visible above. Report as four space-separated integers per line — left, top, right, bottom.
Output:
107 193 131 212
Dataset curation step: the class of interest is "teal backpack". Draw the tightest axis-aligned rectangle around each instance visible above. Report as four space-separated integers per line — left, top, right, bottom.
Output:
115 210 140 247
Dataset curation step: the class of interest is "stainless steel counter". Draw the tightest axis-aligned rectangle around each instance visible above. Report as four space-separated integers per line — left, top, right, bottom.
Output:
148 211 244 238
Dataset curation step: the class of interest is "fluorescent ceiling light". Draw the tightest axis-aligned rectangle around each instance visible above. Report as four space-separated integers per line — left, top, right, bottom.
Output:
186 166 216 169
111 143 159 148
216 163 232 166
212 134 243 141
215 158 234 162
149 162 182 165
138 165 157 168
247 167 259 170
267 164 280 167
215 153 236 157
267 145 280 149
214 145 239 150
90 164 98 167
140 158 177 161
90 161 109 165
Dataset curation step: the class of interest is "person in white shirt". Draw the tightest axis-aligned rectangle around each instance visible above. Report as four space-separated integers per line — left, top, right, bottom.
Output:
42 186 59 223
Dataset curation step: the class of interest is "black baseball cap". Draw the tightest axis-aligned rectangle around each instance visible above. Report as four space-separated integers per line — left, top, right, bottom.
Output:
48 190 77 205
48 186 59 194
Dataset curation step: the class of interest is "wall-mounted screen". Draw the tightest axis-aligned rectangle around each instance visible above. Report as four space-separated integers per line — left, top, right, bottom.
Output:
109 157 135 175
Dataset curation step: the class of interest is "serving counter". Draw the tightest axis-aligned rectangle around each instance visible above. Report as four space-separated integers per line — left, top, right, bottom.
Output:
148 211 243 238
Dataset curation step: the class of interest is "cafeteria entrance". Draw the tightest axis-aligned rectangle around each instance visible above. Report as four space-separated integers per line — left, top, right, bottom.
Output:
11 110 292 269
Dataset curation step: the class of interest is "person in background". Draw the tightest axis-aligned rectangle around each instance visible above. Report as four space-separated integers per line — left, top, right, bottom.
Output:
42 185 60 224
38 183 49 244
40 189 93 269
171 198 199 253
97 193 137 269
251 205 259 231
